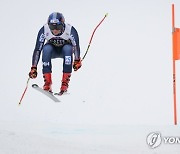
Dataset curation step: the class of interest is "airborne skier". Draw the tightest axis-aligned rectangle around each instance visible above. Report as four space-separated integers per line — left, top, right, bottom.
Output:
28 12 82 95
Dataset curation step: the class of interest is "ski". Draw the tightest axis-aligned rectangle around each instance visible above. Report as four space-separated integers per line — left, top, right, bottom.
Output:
32 84 60 102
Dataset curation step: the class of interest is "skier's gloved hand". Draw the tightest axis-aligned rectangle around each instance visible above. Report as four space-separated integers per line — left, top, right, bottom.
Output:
29 66 37 79
73 58 82 71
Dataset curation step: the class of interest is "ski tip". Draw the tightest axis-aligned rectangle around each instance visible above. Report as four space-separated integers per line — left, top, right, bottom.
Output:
32 84 38 88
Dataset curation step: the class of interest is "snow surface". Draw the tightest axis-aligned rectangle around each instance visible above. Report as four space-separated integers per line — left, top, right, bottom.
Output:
0 122 180 154
0 0 180 153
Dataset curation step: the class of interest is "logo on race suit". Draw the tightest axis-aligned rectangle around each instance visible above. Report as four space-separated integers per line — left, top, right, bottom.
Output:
70 34 76 46
39 33 45 42
65 56 71 65
43 62 50 67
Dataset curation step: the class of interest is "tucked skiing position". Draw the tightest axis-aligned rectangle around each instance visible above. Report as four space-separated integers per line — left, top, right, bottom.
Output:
29 12 82 95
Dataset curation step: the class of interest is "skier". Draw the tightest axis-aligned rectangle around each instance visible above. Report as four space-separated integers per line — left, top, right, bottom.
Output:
29 12 82 95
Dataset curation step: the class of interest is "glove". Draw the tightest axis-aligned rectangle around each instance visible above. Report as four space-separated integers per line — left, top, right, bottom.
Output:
73 58 82 71
29 66 37 79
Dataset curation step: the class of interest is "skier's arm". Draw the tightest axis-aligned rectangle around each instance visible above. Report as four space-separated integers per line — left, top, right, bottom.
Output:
32 27 45 67
70 26 82 71
70 26 80 60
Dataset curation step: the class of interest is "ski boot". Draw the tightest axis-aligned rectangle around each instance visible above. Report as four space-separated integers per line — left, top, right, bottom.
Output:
59 73 71 95
43 73 52 92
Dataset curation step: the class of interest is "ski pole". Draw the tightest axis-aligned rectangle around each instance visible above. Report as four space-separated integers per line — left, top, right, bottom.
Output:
81 13 108 61
19 77 30 105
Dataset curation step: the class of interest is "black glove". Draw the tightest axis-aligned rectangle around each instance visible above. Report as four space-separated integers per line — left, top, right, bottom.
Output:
29 66 37 79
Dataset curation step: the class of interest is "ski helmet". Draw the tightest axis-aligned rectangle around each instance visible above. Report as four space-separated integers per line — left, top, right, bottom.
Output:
47 12 65 31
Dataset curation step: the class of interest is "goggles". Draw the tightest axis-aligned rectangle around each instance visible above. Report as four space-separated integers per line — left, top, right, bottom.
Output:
48 23 64 30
